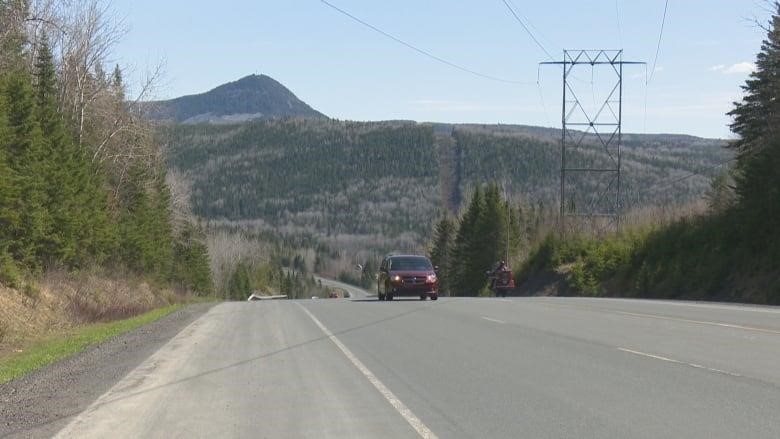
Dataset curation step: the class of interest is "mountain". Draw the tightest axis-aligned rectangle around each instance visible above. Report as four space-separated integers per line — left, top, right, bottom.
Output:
146 74 326 123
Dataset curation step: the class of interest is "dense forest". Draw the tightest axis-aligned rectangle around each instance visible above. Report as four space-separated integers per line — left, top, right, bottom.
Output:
164 119 442 261
0 2 212 294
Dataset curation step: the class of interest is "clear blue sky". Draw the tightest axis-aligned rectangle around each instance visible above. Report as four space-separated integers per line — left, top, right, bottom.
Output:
112 0 768 138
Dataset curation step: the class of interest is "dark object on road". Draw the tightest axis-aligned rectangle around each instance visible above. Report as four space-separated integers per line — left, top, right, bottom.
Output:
487 261 515 297
377 255 439 301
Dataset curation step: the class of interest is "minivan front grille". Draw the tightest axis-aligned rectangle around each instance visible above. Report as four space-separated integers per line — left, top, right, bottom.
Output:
402 276 426 285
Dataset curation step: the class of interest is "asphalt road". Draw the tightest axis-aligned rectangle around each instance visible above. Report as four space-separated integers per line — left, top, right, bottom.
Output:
54 296 780 438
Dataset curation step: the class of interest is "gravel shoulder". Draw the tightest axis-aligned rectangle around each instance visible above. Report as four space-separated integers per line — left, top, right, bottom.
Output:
0 302 215 439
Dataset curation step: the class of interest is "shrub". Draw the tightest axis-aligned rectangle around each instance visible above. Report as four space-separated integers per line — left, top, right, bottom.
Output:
0 251 21 289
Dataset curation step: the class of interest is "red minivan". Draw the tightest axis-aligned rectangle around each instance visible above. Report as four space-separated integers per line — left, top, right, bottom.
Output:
377 255 439 301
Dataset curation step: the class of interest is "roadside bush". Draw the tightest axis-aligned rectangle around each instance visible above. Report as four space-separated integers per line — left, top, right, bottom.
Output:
0 251 21 289
522 230 643 291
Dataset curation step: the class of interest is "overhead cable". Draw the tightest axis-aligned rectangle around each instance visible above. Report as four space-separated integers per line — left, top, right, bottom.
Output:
500 0 555 61
649 0 670 83
320 0 533 84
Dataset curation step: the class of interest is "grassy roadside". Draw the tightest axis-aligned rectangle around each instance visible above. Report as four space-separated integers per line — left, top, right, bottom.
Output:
0 304 183 385
519 210 780 304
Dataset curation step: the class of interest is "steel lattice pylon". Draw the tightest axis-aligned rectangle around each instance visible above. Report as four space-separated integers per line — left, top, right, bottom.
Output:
541 50 644 236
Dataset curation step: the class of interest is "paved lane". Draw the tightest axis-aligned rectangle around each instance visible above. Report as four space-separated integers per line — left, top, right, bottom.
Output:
55 297 780 438
55 301 420 438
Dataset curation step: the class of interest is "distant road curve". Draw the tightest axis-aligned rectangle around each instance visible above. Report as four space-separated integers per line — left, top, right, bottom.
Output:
313 275 372 299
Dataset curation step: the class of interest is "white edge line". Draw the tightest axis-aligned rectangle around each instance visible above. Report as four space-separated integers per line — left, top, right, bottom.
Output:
481 317 506 324
296 303 438 439
618 347 742 377
618 347 682 364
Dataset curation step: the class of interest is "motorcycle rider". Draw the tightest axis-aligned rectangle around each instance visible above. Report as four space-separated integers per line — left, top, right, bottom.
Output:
489 260 508 289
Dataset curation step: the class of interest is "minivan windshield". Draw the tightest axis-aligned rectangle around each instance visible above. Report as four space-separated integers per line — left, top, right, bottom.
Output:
390 257 433 271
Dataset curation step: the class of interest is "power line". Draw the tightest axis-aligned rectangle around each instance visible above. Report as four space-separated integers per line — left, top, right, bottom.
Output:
536 81 553 127
649 0 669 83
500 0 555 61
320 0 532 84
615 0 623 48
643 64 649 134
508 0 560 54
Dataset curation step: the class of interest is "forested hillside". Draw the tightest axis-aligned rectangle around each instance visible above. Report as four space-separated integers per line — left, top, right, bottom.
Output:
164 116 728 271
164 120 441 257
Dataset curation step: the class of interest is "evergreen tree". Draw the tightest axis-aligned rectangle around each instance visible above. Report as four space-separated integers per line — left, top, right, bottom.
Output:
429 216 455 295
451 185 484 295
292 254 307 274
0 90 21 256
33 34 112 267
150 168 175 276
172 223 214 294
119 165 177 278
728 3 780 166
476 183 508 269
2 69 50 267
227 261 252 300
727 3 780 258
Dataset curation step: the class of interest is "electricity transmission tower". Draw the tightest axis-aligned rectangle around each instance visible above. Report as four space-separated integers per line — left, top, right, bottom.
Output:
541 50 644 236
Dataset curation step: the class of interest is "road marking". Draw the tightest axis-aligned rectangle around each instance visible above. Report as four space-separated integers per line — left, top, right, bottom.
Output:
613 310 780 335
585 298 780 314
297 303 438 439
618 347 742 377
482 317 506 324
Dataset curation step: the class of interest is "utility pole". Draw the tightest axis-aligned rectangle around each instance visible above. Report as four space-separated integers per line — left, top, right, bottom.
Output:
541 50 644 237
506 199 510 263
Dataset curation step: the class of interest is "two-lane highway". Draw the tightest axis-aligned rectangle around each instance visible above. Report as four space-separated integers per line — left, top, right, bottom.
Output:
55 296 780 438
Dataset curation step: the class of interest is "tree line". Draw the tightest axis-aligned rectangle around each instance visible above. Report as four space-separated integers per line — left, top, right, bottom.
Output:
0 2 212 293
428 183 547 296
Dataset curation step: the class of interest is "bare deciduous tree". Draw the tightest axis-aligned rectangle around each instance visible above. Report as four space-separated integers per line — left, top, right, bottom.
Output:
206 229 269 295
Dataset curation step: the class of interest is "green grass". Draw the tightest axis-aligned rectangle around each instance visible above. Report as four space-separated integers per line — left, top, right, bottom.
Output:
0 304 182 384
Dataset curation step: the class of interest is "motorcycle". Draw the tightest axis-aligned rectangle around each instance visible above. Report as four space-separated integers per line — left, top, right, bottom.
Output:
486 263 515 298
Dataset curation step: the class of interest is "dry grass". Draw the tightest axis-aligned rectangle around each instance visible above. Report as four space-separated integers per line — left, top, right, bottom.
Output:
622 200 709 229
549 200 709 240
0 270 186 358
